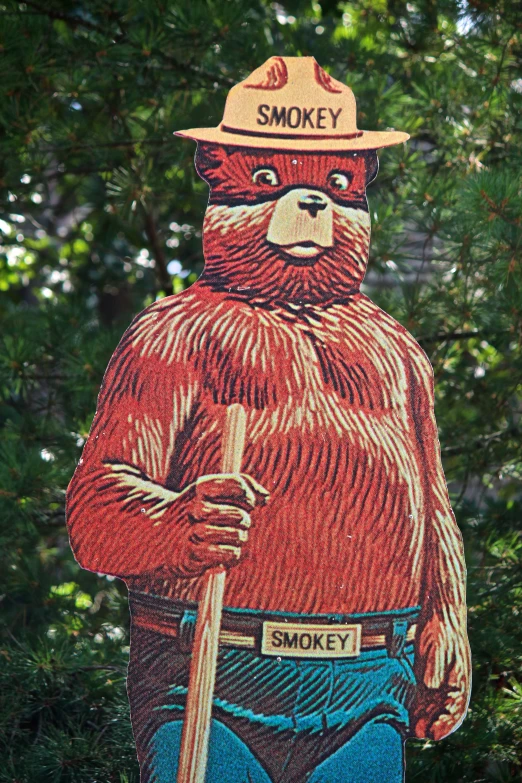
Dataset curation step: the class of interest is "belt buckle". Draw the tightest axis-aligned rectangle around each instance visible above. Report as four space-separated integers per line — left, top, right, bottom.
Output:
261 621 362 659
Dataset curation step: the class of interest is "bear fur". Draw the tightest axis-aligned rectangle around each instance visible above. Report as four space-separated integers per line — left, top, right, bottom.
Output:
66 145 470 742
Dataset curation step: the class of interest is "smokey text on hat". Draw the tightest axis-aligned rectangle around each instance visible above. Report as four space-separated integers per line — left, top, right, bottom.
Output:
257 105 343 130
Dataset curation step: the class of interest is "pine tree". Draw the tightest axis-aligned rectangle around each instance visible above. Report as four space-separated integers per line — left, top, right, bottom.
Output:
0 1 521 780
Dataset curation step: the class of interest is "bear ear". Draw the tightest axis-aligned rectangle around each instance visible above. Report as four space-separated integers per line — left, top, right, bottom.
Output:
363 151 379 187
195 143 226 183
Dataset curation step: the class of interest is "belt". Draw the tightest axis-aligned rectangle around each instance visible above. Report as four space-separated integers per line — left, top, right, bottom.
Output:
130 592 418 660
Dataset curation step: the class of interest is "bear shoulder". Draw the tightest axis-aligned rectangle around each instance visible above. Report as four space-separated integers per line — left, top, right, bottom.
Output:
114 285 227 365
354 293 434 380
96 288 215 407
121 290 199 354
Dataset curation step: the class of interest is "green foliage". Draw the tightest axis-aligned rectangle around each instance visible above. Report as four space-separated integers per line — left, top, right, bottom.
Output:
0 1 521 780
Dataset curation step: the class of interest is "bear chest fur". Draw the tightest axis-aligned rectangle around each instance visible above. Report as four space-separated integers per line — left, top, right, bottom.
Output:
188 295 417 455
136 292 427 611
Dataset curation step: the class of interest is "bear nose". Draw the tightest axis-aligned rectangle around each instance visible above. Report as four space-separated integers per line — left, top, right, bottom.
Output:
298 194 328 218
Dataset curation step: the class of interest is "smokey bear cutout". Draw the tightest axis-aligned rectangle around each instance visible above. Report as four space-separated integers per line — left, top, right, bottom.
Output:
67 57 471 783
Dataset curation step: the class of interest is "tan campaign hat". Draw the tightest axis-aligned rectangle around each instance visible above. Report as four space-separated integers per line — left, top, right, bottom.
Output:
176 56 409 152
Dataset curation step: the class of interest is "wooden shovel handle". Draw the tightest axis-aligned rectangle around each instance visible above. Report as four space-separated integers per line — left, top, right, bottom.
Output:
176 404 247 783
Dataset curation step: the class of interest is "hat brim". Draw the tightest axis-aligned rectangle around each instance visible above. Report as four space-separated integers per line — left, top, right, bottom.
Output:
175 126 409 151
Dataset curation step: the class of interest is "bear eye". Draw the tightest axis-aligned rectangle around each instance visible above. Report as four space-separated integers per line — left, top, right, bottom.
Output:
252 167 279 187
328 171 354 191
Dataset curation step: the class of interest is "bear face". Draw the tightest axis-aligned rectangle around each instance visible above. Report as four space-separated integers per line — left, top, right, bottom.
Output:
196 145 378 306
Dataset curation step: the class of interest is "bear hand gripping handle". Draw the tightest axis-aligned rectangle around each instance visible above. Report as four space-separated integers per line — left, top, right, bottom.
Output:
176 404 247 783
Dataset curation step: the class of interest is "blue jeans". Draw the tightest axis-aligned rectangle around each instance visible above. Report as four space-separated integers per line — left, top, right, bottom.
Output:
149 718 405 782
128 603 418 783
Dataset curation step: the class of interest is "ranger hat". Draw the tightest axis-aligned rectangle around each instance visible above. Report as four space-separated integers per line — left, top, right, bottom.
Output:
176 56 409 152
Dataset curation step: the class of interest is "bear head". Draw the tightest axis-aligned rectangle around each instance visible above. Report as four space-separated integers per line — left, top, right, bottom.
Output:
196 144 378 306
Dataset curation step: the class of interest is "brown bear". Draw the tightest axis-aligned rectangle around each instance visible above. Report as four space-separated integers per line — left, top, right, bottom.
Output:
66 57 470 783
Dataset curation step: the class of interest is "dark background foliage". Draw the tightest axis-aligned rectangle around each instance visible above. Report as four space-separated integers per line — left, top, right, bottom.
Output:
0 1 521 780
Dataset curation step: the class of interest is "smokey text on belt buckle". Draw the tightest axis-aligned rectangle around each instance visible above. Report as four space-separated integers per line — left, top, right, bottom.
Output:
261 621 362 658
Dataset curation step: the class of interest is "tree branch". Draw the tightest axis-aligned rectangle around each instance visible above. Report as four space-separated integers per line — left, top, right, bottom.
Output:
41 138 173 154
20 1 235 88
22 0 104 32
418 329 509 345
142 207 173 296
442 427 520 456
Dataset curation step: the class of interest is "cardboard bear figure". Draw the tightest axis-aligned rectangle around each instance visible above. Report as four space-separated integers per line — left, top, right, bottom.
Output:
67 57 471 783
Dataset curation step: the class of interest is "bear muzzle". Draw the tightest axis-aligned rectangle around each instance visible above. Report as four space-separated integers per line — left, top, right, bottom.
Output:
267 188 334 263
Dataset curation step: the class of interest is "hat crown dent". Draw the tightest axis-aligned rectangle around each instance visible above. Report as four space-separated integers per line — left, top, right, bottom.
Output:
223 56 359 139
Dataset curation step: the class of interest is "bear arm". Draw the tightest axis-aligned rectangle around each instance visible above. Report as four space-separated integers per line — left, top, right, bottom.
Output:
66 343 197 579
408 350 471 719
